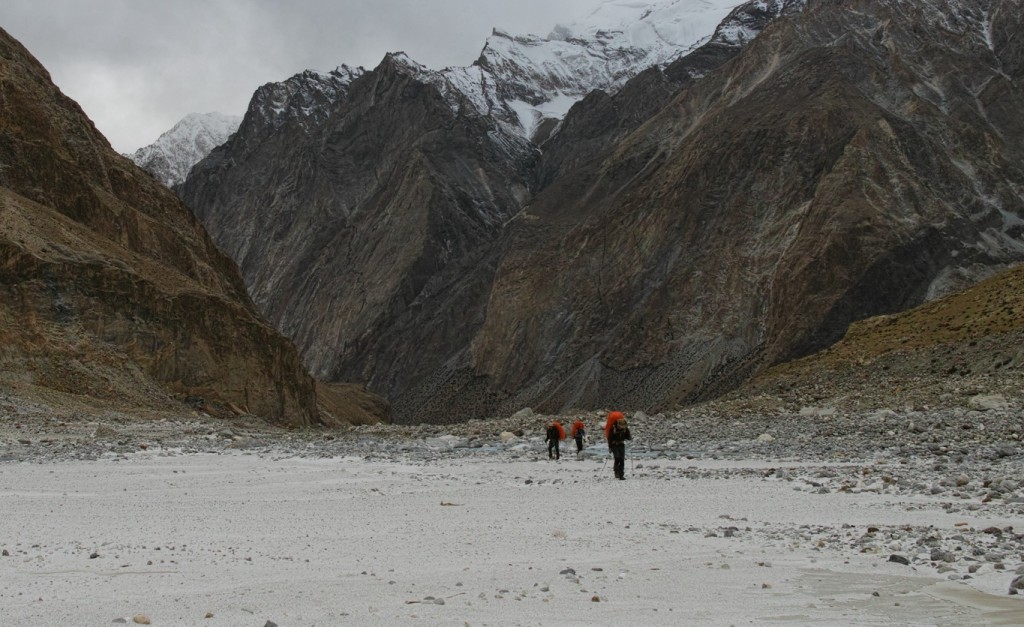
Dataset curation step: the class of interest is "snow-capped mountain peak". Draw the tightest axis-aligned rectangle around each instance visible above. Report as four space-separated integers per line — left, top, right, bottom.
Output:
249 64 366 131
435 0 744 142
127 111 242 188
551 0 738 49
136 1 782 186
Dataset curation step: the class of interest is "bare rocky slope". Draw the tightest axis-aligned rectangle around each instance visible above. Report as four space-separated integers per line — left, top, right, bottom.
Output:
182 0 1024 424
732 262 1024 413
0 28 385 427
468 0 1024 420
180 53 537 401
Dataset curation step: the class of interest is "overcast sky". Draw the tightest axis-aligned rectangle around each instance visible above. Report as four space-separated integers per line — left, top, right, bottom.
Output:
3 0 605 153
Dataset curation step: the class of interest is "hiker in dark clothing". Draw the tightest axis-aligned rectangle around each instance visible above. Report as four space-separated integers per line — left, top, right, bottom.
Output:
546 420 566 460
604 411 631 479
571 418 586 456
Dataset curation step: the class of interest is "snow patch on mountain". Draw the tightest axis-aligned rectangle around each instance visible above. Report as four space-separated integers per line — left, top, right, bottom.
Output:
139 0 796 186
130 65 365 188
127 112 242 187
434 0 744 140
714 0 806 47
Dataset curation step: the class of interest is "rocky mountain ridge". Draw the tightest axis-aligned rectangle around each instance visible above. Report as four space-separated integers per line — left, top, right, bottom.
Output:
182 0 1024 424
134 0 736 182
180 49 536 395
433 0 744 142
467 0 1024 421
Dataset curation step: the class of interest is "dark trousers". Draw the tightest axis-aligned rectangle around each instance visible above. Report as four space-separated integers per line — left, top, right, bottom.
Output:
610 442 625 478
574 436 584 453
548 440 559 459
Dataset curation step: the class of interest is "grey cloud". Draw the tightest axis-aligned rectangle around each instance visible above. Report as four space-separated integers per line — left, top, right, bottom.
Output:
2 0 604 152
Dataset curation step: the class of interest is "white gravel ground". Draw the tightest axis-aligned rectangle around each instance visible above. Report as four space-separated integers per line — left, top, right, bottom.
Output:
2 450 1024 626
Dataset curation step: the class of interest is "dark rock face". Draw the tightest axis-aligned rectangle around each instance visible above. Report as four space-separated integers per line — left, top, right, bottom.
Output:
182 0 1024 424
180 53 535 416
538 0 805 189
473 0 1024 417
0 27 321 425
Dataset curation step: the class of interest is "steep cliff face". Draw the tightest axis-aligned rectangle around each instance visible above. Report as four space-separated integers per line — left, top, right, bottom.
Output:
468 0 1024 417
180 53 534 400
0 27 322 425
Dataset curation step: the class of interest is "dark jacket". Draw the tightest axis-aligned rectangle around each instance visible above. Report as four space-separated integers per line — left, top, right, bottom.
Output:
608 422 631 446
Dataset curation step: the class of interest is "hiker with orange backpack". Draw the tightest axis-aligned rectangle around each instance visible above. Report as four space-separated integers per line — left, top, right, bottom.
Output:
570 418 586 456
604 411 631 479
545 420 566 460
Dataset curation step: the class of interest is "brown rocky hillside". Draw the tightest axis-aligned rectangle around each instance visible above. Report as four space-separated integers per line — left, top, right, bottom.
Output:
735 262 1024 411
0 27 385 426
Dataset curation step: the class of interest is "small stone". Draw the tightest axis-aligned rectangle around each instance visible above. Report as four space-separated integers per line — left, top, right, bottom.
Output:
90 552 100 559
94 425 118 438
591 595 600 602
132 616 150 625
888 554 910 566
433 597 445 605
264 622 278 627
1009 575 1024 592
205 612 214 619
872 591 880 597
1 549 8 557
968 394 1007 411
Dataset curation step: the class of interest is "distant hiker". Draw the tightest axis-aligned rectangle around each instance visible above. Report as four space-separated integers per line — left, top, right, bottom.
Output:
546 420 566 460
604 411 631 480
571 418 586 456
